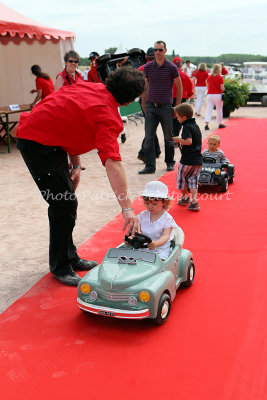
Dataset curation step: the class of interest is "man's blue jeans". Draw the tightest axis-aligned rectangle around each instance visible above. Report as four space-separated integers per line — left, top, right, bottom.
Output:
143 103 174 170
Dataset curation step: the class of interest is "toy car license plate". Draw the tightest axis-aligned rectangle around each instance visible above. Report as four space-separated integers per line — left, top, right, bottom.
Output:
99 310 115 316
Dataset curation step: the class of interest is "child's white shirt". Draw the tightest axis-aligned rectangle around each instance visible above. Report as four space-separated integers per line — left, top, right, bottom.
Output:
137 210 178 260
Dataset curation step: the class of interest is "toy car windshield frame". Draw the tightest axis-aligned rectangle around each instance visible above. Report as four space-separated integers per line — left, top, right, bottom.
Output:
108 248 156 263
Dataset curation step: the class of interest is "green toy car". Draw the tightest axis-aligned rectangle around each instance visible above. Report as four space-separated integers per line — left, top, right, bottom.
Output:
77 228 195 325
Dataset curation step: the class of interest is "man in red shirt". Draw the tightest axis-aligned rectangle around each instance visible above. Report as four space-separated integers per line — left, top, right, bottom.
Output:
17 67 146 286
86 51 101 83
172 57 194 136
220 62 228 76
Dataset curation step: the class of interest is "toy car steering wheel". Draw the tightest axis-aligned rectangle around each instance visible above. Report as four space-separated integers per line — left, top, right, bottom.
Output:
124 233 152 249
203 157 217 163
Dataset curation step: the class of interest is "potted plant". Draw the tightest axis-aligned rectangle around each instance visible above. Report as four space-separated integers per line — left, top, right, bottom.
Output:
222 78 250 117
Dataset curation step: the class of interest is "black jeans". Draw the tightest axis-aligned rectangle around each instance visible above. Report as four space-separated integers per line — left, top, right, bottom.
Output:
143 103 174 170
137 103 161 160
18 139 78 276
138 136 161 159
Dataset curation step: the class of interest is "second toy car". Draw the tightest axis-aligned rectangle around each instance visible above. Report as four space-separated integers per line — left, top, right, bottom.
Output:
198 156 235 192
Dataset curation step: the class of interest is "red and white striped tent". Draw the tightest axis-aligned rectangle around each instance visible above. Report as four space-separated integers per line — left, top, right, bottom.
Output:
0 1 75 106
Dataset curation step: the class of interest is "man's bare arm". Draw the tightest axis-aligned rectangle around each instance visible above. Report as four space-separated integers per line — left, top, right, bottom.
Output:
174 76 183 106
105 158 140 235
140 78 149 113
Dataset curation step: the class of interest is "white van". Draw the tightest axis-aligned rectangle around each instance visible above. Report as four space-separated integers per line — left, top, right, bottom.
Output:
242 62 267 106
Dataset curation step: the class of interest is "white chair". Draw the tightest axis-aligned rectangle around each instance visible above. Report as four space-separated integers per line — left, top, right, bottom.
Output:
172 227 185 248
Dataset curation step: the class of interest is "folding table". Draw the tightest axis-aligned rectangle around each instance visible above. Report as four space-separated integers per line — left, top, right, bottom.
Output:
0 104 31 153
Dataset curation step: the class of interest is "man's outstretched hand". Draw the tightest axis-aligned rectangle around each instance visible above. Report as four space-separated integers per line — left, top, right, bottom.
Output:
122 209 141 237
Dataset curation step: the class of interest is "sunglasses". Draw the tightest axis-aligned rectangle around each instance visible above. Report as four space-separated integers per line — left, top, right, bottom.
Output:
153 48 164 52
67 59 78 63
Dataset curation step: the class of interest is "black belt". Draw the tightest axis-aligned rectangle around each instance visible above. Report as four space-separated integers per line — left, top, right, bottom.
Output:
148 102 168 107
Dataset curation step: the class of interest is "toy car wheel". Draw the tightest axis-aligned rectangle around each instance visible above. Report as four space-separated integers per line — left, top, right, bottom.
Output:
181 259 195 287
98 53 111 62
227 165 235 183
221 178 228 192
154 293 171 325
128 48 142 55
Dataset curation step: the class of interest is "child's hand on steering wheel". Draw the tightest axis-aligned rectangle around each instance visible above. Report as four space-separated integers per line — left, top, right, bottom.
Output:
148 241 157 250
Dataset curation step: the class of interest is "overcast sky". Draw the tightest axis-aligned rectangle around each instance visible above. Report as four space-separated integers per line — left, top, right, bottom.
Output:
6 0 267 58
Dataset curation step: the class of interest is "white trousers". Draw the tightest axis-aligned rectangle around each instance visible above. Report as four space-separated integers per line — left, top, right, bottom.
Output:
195 86 206 114
205 94 223 125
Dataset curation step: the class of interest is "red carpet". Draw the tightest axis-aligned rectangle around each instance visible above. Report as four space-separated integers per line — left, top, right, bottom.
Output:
1 118 267 400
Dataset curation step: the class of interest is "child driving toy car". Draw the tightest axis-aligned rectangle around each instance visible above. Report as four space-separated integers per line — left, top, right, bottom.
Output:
202 134 229 163
136 181 178 260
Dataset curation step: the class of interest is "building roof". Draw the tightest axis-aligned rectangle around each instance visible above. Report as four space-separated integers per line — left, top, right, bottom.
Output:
0 1 75 40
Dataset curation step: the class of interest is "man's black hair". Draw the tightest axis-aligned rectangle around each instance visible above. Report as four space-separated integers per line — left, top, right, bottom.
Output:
155 40 166 49
105 67 146 105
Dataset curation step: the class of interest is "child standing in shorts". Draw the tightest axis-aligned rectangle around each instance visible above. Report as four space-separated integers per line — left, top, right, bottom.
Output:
173 103 202 211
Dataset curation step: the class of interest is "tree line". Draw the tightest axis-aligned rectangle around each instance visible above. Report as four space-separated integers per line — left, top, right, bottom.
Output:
79 49 267 67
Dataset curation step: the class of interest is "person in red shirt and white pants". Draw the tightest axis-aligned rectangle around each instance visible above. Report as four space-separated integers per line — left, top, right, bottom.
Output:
204 64 226 130
193 63 209 116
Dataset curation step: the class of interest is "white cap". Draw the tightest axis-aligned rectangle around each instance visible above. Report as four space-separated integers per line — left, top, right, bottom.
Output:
142 181 169 199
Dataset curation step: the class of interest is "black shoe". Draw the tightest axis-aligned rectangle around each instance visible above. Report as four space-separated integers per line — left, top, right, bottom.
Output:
53 272 81 286
138 167 155 174
219 124 227 128
137 154 146 163
71 257 98 271
205 125 209 130
187 202 200 211
167 164 175 171
121 133 127 143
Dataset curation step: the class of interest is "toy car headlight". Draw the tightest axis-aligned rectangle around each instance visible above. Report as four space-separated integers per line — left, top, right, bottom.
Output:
139 291 151 302
215 169 221 175
128 296 137 306
89 291 98 301
80 283 91 294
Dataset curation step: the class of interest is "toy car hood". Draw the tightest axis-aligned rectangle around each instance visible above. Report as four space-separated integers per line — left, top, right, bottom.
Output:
98 248 160 291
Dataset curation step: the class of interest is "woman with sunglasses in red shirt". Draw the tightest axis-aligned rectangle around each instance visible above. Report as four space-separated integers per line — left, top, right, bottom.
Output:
55 50 83 91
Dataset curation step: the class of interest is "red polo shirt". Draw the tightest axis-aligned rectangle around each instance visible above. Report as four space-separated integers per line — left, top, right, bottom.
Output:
36 77 54 98
194 70 209 87
207 74 224 94
17 83 123 165
221 67 228 76
57 69 84 86
173 70 193 99
86 59 101 83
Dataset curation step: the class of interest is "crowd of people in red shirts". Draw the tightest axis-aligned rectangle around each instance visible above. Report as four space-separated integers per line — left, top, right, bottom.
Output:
29 47 229 161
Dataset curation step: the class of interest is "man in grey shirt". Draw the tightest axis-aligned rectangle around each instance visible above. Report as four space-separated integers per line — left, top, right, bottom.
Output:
139 40 182 174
